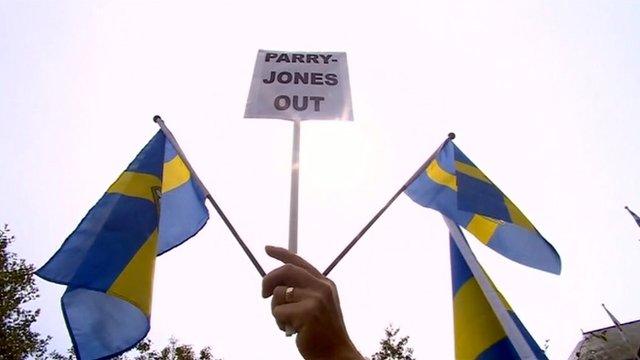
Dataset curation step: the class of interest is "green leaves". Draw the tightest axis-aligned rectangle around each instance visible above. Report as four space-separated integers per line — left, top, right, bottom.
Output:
51 337 221 360
371 325 416 360
0 224 50 359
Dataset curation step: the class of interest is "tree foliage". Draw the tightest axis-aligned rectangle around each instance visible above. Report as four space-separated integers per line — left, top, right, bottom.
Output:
49 337 221 360
0 224 50 359
370 325 416 360
137 337 219 360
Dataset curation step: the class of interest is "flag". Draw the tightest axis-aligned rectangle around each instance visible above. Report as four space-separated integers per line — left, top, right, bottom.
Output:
602 304 623 331
405 139 561 274
601 304 640 360
447 216 547 360
625 206 640 228
37 130 209 359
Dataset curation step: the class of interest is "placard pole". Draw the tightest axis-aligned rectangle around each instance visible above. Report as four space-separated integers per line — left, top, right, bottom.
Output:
288 119 301 254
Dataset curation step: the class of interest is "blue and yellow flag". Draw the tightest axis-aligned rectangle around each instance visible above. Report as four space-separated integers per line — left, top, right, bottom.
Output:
37 130 209 359
405 140 561 274
449 222 548 359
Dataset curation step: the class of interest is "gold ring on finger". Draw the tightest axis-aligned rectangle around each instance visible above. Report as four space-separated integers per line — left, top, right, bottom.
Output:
284 286 295 303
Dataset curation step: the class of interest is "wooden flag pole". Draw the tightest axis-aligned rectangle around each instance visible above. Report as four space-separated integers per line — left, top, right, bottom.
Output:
153 115 266 277
288 119 301 253
322 133 456 276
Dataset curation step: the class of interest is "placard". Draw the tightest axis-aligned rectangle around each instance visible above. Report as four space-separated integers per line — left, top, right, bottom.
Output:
244 50 353 121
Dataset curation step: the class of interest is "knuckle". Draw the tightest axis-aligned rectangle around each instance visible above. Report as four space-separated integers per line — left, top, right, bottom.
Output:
327 278 337 290
318 281 334 299
309 291 328 310
281 263 296 273
308 296 323 311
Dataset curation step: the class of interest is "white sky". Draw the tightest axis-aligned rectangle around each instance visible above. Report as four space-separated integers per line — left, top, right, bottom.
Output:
2 1 640 359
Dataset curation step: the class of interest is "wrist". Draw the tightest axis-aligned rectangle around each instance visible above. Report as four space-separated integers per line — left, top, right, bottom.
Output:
333 334 363 360
334 345 364 360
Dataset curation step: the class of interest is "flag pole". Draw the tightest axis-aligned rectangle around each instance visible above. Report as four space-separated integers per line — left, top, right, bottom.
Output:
322 133 456 276
153 115 266 277
602 303 640 360
289 119 301 253
444 216 537 359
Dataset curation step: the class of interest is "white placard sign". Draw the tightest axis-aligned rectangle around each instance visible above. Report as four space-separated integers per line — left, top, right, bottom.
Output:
244 49 353 121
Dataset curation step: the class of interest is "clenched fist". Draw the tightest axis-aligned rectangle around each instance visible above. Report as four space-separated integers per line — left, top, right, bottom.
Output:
262 246 363 360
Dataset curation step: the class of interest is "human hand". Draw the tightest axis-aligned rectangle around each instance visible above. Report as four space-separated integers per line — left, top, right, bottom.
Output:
262 246 363 360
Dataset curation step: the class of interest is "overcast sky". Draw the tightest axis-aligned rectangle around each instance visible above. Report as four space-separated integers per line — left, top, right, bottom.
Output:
2 1 640 359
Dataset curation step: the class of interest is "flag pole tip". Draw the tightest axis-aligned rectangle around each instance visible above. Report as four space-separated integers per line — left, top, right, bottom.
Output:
153 115 162 123
448 132 456 140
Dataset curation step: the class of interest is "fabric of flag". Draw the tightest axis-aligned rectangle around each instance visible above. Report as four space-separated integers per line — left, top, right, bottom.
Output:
36 130 209 359
625 206 640 228
450 231 547 359
405 140 561 274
